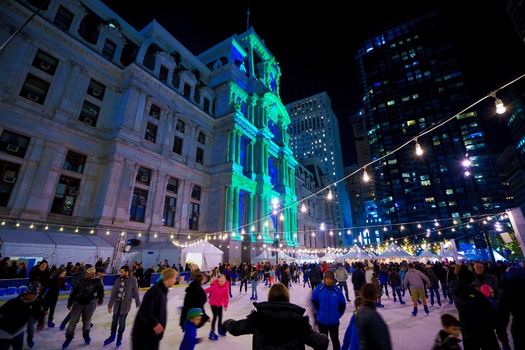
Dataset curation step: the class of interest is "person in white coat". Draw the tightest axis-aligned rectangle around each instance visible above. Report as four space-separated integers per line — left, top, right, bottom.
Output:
403 263 431 316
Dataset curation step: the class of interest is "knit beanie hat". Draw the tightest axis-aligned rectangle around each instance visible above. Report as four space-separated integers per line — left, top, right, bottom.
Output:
187 308 203 320
480 284 493 297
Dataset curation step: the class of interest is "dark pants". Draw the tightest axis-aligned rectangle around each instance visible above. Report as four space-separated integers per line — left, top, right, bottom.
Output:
391 286 403 302
462 332 500 350
317 322 340 350
337 281 350 300
111 312 128 336
239 279 248 292
211 305 223 332
132 337 159 350
0 333 24 350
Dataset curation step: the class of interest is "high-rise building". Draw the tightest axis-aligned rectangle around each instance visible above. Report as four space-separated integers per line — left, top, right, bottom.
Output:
354 10 510 245
286 92 353 246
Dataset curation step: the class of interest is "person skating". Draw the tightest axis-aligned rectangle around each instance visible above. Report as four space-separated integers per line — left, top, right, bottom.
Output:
179 308 204 350
103 265 141 347
403 263 431 316
62 266 104 349
204 274 230 340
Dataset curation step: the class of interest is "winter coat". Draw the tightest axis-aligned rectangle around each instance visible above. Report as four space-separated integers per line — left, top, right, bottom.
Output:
180 319 200 350
179 281 208 329
0 294 42 335
351 268 366 292
131 280 169 342
403 268 430 290
432 329 462 350
497 277 525 348
67 276 104 307
309 266 323 284
341 312 359 350
334 267 349 282
43 274 67 308
387 271 401 287
204 278 230 308
449 280 497 338
107 275 141 315
311 282 346 326
471 273 499 297
355 300 392 350
224 301 329 350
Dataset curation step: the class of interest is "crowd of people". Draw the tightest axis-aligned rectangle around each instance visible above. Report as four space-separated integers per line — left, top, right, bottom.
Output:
0 256 523 350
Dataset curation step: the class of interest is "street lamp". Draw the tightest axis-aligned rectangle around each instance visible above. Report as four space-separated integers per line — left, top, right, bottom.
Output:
463 154 496 263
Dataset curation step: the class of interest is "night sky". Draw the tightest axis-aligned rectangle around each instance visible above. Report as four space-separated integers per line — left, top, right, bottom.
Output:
101 0 525 166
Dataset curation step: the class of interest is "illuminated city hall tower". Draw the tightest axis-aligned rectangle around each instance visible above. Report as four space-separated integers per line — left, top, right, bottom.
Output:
199 28 299 262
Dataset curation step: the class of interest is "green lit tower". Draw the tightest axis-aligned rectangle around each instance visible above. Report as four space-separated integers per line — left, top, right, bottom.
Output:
199 28 298 263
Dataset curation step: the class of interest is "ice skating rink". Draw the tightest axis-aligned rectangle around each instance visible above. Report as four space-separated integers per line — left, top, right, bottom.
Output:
18 280 507 350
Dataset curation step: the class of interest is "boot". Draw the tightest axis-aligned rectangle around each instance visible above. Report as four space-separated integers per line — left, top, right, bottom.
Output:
62 336 73 349
82 332 91 345
412 307 418 316
218 326 227 336
424 305 429 315
400 299 406 305
116 334 123 347
104 333 116 346
209 330 219 340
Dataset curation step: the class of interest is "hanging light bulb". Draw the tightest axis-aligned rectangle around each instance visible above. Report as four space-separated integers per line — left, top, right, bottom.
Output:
415 138 423 156
495 98 506 114
264 220 269 227
154 233 158 238
330 230 334 236
29 223 34 229
301 203 307 213
400 225 405 231
45 225 49 230
138 232 142 237
279 213 284 221
75 227 79 233
15 222 20 227
363 168 370 182
327 189 333 200
60 226 64 231
320 222 326 231
90 229 94 234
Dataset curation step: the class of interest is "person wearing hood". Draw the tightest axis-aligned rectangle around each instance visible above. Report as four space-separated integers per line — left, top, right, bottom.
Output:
179 273 210 331
0 282 42 350
204 274 230 340
223 283 328 350
311 270 346 350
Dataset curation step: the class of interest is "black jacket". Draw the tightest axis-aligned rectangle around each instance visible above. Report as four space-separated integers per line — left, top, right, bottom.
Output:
0 294 42 334
179 281 208 329
224 301 328 350
351 268 366 291
449 280 497 336
131 280 169 342
67 276 104 307
355 300 392 350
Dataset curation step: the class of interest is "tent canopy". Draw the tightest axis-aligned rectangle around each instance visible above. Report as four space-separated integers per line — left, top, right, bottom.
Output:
0 229 115 267
125 241 181 270
416 250 439 260
341 245 372 260
181 241 223 271
378 242 413 259
252 250 271 263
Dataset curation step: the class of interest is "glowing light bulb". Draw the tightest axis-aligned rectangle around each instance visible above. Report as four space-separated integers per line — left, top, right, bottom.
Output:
363 169 370 182
495 98 506 114
415 141 423 155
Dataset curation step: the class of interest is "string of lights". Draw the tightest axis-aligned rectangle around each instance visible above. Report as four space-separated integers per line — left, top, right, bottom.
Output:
3 73 523 255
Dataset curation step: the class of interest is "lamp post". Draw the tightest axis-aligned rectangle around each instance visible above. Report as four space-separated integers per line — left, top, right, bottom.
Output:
463 155 496 263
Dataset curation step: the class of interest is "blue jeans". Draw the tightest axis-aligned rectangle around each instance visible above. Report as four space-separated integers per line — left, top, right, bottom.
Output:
429 287 441 306
111 312 128 336
251 280 258 298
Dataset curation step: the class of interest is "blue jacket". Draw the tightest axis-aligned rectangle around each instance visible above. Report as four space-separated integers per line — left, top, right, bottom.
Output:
179 319 200 350
311 282 346 326
341 312 359 350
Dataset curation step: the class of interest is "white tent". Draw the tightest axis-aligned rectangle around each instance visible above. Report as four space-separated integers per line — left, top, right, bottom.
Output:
277 251 295 262
0 229 114 267
319 252 339 262
125 241 181 270
416 250 439 261
47 232 114 267
0 229 56 260
181 241 223 271
340 245 372 260
378 242 414 259
252 250 271 263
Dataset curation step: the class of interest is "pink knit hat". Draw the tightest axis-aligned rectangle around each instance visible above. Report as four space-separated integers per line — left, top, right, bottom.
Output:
480 284 493 297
